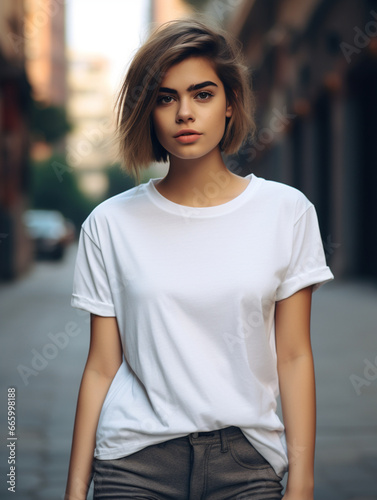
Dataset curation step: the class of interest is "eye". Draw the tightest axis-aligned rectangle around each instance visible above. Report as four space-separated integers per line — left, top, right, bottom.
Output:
157 95 175 105
195 91 213 101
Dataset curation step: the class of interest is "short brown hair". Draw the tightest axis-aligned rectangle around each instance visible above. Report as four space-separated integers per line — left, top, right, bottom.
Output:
115 16 255 183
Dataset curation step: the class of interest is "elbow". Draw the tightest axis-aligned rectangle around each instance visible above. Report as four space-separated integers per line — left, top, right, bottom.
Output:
277 351 314 369
84 359 122 382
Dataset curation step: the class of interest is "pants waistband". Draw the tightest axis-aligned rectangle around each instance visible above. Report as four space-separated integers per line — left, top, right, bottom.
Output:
188 426 242 453
190 426 240 439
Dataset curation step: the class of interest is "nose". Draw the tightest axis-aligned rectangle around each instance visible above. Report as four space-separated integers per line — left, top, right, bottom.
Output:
176 97 195 123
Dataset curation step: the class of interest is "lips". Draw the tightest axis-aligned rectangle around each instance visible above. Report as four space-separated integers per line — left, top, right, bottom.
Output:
173 129 202 144
174 129 202 138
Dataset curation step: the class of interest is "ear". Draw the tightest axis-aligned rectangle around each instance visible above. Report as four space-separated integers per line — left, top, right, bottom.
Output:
225 100 233 118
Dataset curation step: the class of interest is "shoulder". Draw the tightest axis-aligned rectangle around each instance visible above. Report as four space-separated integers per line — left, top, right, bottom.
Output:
253 175 313 222
81 182 150 242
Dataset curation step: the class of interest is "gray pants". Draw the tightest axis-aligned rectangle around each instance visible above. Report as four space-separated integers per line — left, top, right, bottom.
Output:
92 426 283 499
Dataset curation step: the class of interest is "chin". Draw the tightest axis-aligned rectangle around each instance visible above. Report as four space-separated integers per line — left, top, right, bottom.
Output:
169 146 220 162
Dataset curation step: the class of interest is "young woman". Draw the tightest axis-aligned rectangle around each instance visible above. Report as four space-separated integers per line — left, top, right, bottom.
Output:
65 17 334 500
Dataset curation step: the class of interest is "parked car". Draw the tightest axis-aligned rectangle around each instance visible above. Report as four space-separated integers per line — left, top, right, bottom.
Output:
24 209 71 260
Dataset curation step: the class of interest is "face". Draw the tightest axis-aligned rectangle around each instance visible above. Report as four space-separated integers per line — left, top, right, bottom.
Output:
151 56 232 162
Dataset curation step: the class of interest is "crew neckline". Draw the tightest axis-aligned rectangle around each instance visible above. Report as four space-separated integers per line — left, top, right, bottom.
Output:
146 173 260 217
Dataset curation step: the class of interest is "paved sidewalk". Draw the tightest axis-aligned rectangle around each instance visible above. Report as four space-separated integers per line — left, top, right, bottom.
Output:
0 246 90 500
0 246 376 499
310 279 377 500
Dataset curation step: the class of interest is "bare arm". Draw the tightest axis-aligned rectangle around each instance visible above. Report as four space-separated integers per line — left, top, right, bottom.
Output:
275 286 316 500
65 315 123 500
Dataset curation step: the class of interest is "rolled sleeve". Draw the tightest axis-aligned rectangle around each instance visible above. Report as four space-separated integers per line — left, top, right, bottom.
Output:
276 204 334 301
71 227 116 316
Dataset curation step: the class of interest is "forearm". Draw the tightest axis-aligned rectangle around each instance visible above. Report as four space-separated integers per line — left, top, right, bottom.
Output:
65 368 115 500
278 353 316 498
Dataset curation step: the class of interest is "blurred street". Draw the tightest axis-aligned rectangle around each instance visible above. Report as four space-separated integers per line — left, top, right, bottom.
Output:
0 245 376 499
309 280 377 500
0 245 90 500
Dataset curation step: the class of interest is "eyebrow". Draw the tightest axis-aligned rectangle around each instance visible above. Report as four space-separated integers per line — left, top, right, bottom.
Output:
158 81 218 94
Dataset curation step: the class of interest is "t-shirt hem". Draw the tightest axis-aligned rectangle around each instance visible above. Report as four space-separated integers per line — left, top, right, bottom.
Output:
276 267 334 301
94 442 288 478
71 294 116 316
94 445 141 460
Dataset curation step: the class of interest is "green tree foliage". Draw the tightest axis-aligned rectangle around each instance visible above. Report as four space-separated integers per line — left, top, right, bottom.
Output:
30 100 72 143
30 155 96 230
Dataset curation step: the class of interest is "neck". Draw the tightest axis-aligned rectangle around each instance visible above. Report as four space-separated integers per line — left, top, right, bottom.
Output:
157 148 237 207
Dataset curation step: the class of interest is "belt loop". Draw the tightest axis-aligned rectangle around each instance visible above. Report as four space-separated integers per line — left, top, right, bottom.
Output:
220 428 229 453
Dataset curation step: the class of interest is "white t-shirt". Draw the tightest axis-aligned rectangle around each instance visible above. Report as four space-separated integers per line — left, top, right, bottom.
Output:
71 173 334 478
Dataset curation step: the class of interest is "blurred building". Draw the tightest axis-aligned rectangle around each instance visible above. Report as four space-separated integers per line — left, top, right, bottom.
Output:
151 0 192 24
0 0 33 280
218 0 377 280
24 0 66 105
0 0 68 280
23 0 67 160
66 52 116 198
